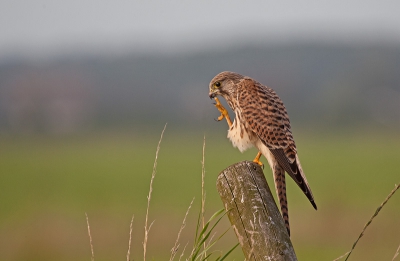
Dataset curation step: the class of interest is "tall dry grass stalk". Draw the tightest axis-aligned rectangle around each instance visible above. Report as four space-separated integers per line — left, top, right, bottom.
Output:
126 214 134 261
143 123 167 261
392 243 400 261
332 251 350 261
333 183 400 261
170 197 195 261
178 242 189 261
85 212 94 261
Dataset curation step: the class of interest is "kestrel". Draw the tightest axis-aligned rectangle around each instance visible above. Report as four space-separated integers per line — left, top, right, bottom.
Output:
209 71 317 236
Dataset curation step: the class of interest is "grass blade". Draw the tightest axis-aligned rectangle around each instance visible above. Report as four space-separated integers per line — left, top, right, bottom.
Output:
217 243 239 261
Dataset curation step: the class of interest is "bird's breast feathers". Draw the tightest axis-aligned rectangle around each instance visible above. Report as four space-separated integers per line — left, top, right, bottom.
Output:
227 109 257 152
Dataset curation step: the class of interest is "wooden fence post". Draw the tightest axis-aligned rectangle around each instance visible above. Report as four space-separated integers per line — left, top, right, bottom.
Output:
216 160 298 261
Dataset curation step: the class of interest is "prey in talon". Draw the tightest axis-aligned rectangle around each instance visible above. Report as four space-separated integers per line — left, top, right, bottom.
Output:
208 71 317 236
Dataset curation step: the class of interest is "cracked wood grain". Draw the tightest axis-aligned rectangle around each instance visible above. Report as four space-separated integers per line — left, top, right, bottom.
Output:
216 161 297 261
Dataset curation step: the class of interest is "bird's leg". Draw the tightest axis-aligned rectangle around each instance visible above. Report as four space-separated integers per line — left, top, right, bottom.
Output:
214 97 232 127
253 151 263 166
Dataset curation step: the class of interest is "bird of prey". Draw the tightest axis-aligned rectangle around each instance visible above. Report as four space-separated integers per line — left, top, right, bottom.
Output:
208 71 317 236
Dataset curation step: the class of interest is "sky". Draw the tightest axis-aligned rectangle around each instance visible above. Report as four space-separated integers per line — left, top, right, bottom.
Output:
1 0 400 59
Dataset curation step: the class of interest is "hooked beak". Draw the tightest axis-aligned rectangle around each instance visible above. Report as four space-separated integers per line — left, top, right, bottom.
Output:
209 91 217 99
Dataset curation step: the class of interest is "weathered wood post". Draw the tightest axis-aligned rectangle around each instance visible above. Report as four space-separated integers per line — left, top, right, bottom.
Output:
216 160 298 261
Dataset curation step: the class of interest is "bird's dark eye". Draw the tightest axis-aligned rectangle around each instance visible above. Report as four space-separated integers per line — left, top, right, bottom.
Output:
215 81 221 88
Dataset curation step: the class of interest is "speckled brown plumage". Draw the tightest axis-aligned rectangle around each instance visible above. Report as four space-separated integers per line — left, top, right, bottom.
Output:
209 71 317 236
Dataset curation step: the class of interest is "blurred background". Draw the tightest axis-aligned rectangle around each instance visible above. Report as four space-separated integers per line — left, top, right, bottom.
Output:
0 1 399 260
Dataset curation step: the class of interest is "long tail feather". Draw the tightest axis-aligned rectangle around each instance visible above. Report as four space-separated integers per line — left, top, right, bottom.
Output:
270 148 317 210
273 163 290 236
294 154 317 210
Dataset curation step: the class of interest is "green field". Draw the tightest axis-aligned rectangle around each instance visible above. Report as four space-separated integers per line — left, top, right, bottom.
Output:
1 128 399 261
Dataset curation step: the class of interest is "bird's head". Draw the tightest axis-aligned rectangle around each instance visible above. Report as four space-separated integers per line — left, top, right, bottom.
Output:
208 71 244 99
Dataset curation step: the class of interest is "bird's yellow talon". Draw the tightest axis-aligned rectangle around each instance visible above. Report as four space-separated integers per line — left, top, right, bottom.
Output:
253 159 264 167
253 151 263 167
213 97 232 127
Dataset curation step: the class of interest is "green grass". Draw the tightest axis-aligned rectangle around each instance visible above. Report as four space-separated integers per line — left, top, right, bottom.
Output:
0 128 399 260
